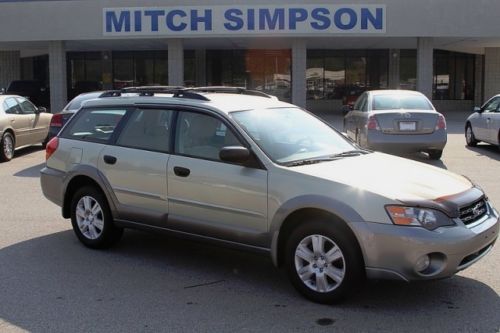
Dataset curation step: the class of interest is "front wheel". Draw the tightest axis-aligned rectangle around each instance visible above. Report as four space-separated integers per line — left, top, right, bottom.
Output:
465 124 479 147
0 132 14 162
70 186 123 249
285 219 364 304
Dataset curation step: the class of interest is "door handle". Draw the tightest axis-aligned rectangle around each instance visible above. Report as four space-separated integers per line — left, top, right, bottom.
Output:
103 155 117 165
174 166 190 177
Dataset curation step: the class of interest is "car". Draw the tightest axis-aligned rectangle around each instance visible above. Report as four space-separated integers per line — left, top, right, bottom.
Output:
465 94 500 150
343 90 447 160
0 95 52 162
5 80 50 108
40 88 499 304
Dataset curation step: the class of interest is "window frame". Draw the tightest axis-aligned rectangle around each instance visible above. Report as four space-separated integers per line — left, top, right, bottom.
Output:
16 97 37 114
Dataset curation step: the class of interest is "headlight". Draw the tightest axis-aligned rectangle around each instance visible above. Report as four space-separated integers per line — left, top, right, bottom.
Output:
385 206 455 231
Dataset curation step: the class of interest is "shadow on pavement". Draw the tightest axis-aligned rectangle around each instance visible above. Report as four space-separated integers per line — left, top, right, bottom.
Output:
0 230 498 332
466 144 500 161
13 162 45 178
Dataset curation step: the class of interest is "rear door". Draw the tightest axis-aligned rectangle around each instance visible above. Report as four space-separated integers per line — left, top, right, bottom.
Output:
97 108 173 226
167 109 268 246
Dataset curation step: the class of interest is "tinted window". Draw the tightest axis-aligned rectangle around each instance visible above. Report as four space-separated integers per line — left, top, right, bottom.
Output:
372 94 433 111
17 97 37 114
482 97 500 112
117 109 173 153
64 108 127 142
175 112 241 161
3 98 22 114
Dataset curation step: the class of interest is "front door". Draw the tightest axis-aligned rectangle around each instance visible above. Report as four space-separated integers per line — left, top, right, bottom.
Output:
476 97 500 141
167 110 268 247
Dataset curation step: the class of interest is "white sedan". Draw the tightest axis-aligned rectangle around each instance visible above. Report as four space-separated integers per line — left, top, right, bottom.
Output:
466 94 500 150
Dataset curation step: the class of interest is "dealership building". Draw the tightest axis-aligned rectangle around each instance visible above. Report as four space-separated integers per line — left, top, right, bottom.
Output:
1 0 500 114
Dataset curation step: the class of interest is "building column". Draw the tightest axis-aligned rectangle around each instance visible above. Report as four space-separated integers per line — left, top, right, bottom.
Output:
0 51 20 91
388 49 400 89
416 37 433 99
484 48 500 101
292 39 306 108
168 39 184 86
49 41 67 113
195 49 206 87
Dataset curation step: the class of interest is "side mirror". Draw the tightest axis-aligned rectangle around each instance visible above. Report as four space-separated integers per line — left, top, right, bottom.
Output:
341 105 352 116
36 107 47 114
0 87 5 94
219 146 250 164
473 106 482 113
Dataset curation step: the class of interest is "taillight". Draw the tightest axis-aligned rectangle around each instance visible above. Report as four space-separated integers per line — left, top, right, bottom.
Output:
46 137 59 160
436 114 446 130
50 113 64 128
367 115 380 130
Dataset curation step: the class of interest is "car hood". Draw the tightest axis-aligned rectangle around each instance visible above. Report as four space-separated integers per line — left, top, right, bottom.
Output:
290 152 472 203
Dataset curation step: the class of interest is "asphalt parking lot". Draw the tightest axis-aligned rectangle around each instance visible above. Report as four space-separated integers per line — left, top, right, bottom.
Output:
0 114 499 333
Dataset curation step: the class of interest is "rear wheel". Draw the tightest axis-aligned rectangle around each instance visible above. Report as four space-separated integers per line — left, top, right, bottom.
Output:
428 149 443 160
465 124 479 147
285 218 364 304
0 132 14 162
70 186 123 249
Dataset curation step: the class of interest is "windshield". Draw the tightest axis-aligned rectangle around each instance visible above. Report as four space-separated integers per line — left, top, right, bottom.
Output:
231 108 356 164
372 94 433 111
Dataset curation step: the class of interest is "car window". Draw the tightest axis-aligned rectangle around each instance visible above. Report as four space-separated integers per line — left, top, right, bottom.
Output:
66 93 102 111
63 108 127 142
372 94 433 111
353 94 366 111
482 97 500 112
175 112 242 161
16 97 37 114
3 98 22 115
117 109 173 153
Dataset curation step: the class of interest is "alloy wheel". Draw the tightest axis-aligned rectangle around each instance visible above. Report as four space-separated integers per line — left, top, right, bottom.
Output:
75 196 104 240
3 135 13 160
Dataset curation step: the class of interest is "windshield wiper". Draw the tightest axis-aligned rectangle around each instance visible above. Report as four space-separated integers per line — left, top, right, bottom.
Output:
329 149 370 158
285 150 370 167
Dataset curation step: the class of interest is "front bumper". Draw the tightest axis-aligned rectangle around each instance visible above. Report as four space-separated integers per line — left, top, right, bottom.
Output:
351 206 499 281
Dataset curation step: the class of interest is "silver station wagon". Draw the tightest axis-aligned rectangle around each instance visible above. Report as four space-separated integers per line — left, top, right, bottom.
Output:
40 88 499 303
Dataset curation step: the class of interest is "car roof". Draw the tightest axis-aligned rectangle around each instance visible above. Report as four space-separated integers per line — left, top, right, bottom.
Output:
81 93 294 114
367 90 426 96
0 94 22 101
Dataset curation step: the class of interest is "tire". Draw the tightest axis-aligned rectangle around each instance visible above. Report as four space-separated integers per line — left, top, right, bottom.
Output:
0 132 15 162
428 149 443 160
285 218 364 304
70 186 123 249
465 124 478 147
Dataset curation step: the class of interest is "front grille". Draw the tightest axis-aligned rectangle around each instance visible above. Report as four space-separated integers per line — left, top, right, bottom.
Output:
459 198 488 225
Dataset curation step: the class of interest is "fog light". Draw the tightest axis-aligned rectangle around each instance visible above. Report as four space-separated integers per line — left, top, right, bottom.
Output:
415 255 431 273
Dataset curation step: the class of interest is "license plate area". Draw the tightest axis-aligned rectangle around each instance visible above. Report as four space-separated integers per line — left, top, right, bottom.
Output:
399 121 417 131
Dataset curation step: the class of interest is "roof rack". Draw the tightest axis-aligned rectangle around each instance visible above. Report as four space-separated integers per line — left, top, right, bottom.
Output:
189 86 274 99
99 90 122 98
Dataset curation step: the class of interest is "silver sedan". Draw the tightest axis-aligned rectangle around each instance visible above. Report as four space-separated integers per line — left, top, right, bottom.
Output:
465 94 500 150
0 95 52 162
343 90 447 159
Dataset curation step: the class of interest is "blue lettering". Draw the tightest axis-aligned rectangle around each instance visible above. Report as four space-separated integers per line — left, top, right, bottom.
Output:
134 10 142 32
105 11 130 33
334 8 357 30
191 9 212 31
361 8 383 30
145 10 165 32
311 8 330 30
288 8 308 30
259 8 285 30
166 10 187 31
224 9 244 31
247 9 255 30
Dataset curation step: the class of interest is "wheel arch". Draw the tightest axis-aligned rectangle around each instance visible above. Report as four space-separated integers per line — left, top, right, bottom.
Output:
269 196 366 268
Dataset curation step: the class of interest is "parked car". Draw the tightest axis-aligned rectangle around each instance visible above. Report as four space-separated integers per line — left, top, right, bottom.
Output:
40 88 498 303
343 90 447 159
6 80 50 108
0 95 52 161
465 94 500 150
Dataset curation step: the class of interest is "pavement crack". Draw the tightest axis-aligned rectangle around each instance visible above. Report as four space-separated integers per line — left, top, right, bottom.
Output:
183 279 225 289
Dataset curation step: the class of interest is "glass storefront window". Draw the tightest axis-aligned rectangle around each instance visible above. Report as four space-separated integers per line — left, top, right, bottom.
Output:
433 50 474 100
112 51 168 89
67 52 103 99
399 50 417 91
307 50 388 104
207 50 291 101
